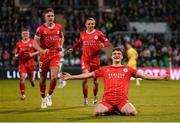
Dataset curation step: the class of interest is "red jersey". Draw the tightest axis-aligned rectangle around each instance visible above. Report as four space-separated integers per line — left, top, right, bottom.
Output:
35 23 63 56
94 65 137 105
16 39 34 63
71 29 110 65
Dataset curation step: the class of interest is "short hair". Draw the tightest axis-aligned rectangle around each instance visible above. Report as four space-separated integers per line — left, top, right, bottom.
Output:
21 27 29 32
85 17 96 22
111 47 122 53
43 8 54 16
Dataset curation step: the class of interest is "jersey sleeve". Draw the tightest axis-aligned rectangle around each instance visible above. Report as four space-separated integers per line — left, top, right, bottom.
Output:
35 26 42 38
98 31 111 47
93 67 103 77
71 34 82 51
130 67 137 77
58 24 63 38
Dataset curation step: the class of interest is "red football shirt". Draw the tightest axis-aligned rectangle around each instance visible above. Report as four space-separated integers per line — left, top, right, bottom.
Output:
16 39 34 63
72 29 111 65
35 23 63 56
94 65 137 105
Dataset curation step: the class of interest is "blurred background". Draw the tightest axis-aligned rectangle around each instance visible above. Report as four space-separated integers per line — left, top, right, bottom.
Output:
0 0 180 79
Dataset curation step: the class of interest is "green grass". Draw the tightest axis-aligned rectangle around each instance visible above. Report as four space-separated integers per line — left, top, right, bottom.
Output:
0 79 180 122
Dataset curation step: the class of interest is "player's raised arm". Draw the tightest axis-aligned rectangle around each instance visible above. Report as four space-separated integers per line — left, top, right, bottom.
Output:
68 38 82 53
99 31 111 48
62 72 95 80
136 72 170 80
29 51 40 57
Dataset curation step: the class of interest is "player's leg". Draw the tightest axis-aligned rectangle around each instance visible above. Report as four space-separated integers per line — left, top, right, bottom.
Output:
93 102 113 116
82 78 88 105
19 64 26 100
92 77 98 104
27 60 35 87
39 60 48 108
46 56 59 106
91 66 99 104
81 61 90 105
117 100 137 116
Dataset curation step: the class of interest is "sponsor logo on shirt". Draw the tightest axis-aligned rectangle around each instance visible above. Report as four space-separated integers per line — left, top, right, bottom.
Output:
108 73 125 79
44 35 59 41
83 40 97 46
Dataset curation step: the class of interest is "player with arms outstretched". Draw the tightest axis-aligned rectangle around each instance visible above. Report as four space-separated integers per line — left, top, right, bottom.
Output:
62 47 169 116
15 28 39 100
69 17 111 105
33 8 64 108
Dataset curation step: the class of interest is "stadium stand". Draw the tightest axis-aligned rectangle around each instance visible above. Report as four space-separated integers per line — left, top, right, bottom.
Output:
0 0 180 68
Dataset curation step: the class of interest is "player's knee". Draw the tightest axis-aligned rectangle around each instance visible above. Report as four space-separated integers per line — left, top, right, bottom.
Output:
120 103 137 116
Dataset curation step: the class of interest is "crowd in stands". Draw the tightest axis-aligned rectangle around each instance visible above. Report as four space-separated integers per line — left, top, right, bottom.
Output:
0 0 180 68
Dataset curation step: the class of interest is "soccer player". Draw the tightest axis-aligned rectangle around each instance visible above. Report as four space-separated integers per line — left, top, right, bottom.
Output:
62 47 169 116
33 8 64 108
15 28 39 100
125 42 140 86
68 17 111 105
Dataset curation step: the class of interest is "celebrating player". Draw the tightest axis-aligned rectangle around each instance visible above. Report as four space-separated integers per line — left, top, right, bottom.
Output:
33 8 64 108
125 42 140 86
15 28 39 100
62 47 169 116
68 17 111 105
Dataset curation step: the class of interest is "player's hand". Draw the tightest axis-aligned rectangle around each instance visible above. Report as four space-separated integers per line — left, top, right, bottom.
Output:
41 49 49 55
164 74 170 80
68 48 73 54
29 53 33 57
100 43 105 48
61 72 72 80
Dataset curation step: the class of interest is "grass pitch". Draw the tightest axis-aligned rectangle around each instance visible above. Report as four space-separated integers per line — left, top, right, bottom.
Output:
0 79 180 122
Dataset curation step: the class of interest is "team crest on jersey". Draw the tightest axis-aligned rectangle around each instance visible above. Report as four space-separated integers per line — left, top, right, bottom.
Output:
29 44 32 47
106 69 110 72
94 35 98 40
123 68 128 73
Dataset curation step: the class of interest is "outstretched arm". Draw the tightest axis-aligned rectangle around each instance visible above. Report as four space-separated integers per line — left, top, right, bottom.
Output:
62 72 95 80
29 51 39 57
136 72 170 80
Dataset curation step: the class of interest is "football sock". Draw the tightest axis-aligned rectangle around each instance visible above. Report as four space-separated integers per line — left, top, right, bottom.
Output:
48 78 56 95
39 82 46 98
83 79 88 98
20 82 25 95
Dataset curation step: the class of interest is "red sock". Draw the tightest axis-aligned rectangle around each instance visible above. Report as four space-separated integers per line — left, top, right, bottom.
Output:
83 80 88 98
48 78 57 95
39 82 46 98
20 82 25 95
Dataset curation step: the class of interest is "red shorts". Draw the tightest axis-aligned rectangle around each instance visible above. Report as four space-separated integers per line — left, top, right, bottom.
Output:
19 60 34 77
100 100 129 112
39 54 60 76
81 61 99 72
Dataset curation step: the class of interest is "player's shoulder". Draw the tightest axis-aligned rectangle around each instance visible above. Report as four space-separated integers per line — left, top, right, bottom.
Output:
16 40 22 45
95 30 103 35
80 30 86 35
55 23 62 29
36 25 44 32
100 65 111 70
